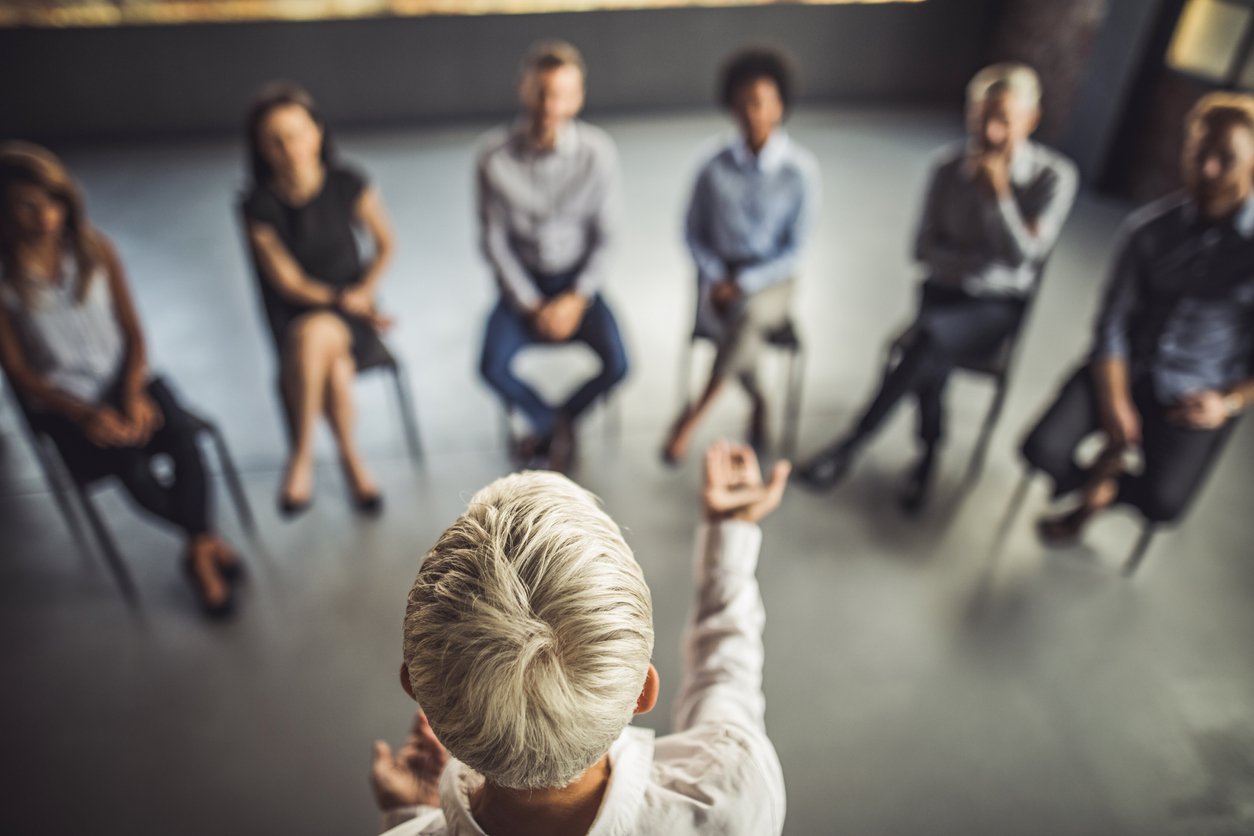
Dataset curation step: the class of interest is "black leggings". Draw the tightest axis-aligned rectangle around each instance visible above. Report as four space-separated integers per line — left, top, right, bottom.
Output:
1021 365 1236 523
33 377 211 537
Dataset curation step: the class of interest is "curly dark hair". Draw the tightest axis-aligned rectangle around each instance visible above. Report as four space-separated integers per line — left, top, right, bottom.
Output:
719 47 795 112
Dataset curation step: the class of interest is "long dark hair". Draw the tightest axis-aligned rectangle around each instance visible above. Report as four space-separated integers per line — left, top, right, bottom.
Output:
243 81 337 188
0 141 103 308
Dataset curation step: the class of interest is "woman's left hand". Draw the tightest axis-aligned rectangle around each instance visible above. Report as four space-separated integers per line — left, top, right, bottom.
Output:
338 285 375 319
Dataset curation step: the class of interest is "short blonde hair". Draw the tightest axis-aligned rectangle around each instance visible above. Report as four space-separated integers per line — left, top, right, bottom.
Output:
403 471 653 790
967 62 1041 110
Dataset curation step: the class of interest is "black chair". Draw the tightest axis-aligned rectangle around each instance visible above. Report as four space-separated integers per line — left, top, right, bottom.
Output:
677 319 806 459
237 213 422 460
4 381 255 604
996 406 1239 576
881 264 1048 485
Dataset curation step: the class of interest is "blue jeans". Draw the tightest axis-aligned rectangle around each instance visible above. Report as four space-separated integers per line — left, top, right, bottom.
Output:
479 273 629 437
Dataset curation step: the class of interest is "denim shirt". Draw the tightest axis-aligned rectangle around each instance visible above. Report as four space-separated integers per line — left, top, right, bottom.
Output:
1093 194 1254 403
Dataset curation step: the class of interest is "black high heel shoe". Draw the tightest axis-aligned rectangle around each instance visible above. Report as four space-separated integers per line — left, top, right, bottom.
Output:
353 490 384 516
277 493 312 519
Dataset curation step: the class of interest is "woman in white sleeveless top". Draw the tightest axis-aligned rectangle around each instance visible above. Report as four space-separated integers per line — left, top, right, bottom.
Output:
0 142 240 617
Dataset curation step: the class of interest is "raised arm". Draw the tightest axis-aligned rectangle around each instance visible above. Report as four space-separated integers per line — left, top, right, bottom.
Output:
673 442 788 733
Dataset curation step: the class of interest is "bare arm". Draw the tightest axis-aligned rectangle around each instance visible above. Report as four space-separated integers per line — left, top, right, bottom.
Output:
246 221 338 308
97 235 149 401
353 185 395 296
0 303 98 425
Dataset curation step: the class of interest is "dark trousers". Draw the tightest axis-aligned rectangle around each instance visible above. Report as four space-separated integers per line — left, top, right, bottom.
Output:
1021 366 1236 523
479 272 629 437
33 376 211 536
850 283 1021 448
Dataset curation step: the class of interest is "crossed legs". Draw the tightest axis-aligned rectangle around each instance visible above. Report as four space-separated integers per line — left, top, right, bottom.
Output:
279 312 378 511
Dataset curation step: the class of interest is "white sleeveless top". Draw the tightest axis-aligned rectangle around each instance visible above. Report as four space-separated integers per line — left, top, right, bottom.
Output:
0 254 126 404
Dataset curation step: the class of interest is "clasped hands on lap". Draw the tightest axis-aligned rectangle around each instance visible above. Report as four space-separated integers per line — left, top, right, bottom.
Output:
530 290 588 342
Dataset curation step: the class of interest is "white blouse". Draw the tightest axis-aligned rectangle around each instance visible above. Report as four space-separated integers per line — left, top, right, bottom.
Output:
1 254 126 404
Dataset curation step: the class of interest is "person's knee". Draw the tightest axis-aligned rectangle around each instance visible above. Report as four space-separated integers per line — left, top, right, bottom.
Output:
1020 421 1071 476
1133 481 1192 524
287 313 346 358
479 341 511 386
603 346 629 386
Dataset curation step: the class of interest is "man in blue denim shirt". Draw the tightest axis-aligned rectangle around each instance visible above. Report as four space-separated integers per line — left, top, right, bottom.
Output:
1023 93 1254 543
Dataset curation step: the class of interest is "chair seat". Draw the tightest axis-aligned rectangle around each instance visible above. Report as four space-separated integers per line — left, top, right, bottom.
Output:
765 321 802 350
691 319 802 352
353 330 397 373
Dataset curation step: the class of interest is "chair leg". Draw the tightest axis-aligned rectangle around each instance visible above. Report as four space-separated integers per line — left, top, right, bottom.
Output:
603 392 622 441
71 482 139 606
781 344 805 460
1121 523 1158 577
992 469 1034 553
32 439 94 560
676 338 695 414
390 366 423 461
966 377 1008 484
205 425 256 536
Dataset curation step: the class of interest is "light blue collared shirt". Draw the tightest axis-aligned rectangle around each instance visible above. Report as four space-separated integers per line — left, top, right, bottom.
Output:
684 131 819 296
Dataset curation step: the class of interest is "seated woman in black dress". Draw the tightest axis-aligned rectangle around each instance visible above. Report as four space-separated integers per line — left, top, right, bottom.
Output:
0 142 239 616
241 83 396 515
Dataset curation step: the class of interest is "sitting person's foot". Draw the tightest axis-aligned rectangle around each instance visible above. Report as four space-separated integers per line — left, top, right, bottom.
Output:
514 433 552 469
1035 504 1095 547
662 409 695 466
278 454 315 517
549 416 577 474
747 397 769 452
899 447 937 515
185 536 234 618
341 455 383 516
208 535 244 580
796 441 858 491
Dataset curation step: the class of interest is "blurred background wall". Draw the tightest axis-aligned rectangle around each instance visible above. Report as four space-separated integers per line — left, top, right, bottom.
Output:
0 0 1249 197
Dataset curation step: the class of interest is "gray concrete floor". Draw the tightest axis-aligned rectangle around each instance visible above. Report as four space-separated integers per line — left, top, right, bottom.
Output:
2 108 1253 836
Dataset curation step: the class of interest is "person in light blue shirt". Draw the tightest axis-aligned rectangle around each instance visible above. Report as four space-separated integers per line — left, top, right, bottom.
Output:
663 48 818 464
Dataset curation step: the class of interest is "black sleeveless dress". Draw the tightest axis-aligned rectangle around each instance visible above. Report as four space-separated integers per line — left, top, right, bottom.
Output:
242 164 385 368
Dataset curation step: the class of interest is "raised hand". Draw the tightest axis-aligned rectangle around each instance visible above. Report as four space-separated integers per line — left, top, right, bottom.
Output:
370 710 449 811
702 439 790 524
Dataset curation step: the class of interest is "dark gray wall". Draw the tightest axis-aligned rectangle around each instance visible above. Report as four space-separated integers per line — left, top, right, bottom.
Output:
1 0 998 142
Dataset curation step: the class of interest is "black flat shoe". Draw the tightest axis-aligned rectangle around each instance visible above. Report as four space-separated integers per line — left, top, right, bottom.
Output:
353 491 384 516
796 444 856 492
898 449 937 516
277 494 312 519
